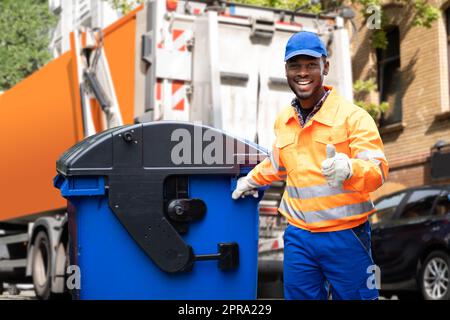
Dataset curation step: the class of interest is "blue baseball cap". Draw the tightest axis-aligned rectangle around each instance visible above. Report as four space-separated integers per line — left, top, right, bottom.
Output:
284 31 328 61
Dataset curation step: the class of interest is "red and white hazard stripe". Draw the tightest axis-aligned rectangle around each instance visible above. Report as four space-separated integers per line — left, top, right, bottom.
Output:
171 80 185 111
154 28 191 120
155 39 164 114
258 237 284 254
169 29 191 112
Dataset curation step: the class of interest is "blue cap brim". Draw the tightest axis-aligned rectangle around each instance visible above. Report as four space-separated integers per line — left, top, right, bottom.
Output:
285 49 323 61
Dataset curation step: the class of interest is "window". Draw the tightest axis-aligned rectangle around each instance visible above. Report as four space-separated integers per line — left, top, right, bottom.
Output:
434 193 450 216
377 26 402 126
371 192 407 224
398 190 441 220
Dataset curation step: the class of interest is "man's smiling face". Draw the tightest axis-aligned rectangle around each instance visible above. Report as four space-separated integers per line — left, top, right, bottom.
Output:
285 55 329 102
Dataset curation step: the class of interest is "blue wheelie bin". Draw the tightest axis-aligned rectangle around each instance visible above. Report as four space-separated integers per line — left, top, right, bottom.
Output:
54 121 267 299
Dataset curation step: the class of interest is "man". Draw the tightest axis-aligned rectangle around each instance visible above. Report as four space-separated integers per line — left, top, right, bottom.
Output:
232 31 388 300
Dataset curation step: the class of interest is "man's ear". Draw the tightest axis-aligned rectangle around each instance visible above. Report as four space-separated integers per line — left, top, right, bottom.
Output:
323 59 330 76
285 63 288 77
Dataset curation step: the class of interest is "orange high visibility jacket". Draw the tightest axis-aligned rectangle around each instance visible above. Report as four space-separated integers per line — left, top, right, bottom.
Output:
249 86 389 232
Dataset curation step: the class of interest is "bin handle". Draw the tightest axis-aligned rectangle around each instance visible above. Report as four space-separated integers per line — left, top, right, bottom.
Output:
194 243 239 270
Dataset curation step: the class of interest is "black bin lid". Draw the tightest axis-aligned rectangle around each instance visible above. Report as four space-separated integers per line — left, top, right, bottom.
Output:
57 121 267 177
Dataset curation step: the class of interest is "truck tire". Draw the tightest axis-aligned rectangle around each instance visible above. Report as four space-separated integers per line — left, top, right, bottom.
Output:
8 285 20 296
32 231 54 300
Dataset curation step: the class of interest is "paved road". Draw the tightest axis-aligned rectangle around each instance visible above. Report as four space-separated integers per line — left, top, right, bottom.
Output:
0 290 36 300
0 291 402 300
0 283 414 300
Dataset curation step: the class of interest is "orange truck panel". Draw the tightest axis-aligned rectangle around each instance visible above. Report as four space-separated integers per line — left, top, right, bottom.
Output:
102 9 138 125
0 8 139 222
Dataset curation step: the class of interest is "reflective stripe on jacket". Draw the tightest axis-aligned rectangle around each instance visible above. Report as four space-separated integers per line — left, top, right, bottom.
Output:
249 86 389 232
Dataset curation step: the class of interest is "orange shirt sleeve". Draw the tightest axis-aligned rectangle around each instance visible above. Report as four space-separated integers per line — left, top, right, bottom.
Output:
248 117 288 186
343 109 389 193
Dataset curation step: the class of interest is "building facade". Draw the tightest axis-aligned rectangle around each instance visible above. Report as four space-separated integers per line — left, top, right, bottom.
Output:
349 0 450 199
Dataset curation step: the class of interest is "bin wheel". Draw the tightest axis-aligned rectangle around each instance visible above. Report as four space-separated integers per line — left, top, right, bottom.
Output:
32 231 55 300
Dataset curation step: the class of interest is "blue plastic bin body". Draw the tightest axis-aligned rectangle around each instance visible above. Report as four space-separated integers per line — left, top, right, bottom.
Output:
57 173 260 300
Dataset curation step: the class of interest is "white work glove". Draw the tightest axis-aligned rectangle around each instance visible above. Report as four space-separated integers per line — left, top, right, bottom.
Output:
321 144 352 188
232 176 260 200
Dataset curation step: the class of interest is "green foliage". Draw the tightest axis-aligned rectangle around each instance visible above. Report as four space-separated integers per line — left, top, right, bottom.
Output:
412 0 440 28
351 0 381 13
106 0 324 17
233 0 322 13
105 0 144 14
355 100 389 121
0 0 56 91
353 78 377 94
371 29 388 49
354 78 389 123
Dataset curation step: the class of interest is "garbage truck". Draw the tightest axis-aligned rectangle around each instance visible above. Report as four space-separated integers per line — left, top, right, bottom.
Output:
0 0 354 299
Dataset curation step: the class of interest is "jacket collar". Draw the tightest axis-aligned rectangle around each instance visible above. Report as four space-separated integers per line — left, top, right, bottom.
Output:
283 85 340 127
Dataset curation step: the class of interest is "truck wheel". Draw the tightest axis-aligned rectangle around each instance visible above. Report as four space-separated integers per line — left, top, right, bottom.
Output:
32 231 54 300
420 251 450 300
8 285 20 296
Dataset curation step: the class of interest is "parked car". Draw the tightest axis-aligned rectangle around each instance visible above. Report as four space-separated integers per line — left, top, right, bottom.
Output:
370 185 450 300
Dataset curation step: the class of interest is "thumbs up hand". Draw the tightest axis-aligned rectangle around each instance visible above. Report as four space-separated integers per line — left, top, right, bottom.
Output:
321 144 353 188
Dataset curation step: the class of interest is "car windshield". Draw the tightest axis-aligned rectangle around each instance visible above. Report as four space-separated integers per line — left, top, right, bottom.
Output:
370 192 407 224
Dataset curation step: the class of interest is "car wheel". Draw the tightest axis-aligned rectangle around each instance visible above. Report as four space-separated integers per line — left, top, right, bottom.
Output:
32 231 54 300
420 251 450 300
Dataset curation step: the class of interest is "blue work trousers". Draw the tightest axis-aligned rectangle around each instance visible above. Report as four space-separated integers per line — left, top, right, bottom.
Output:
283 221 379 300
